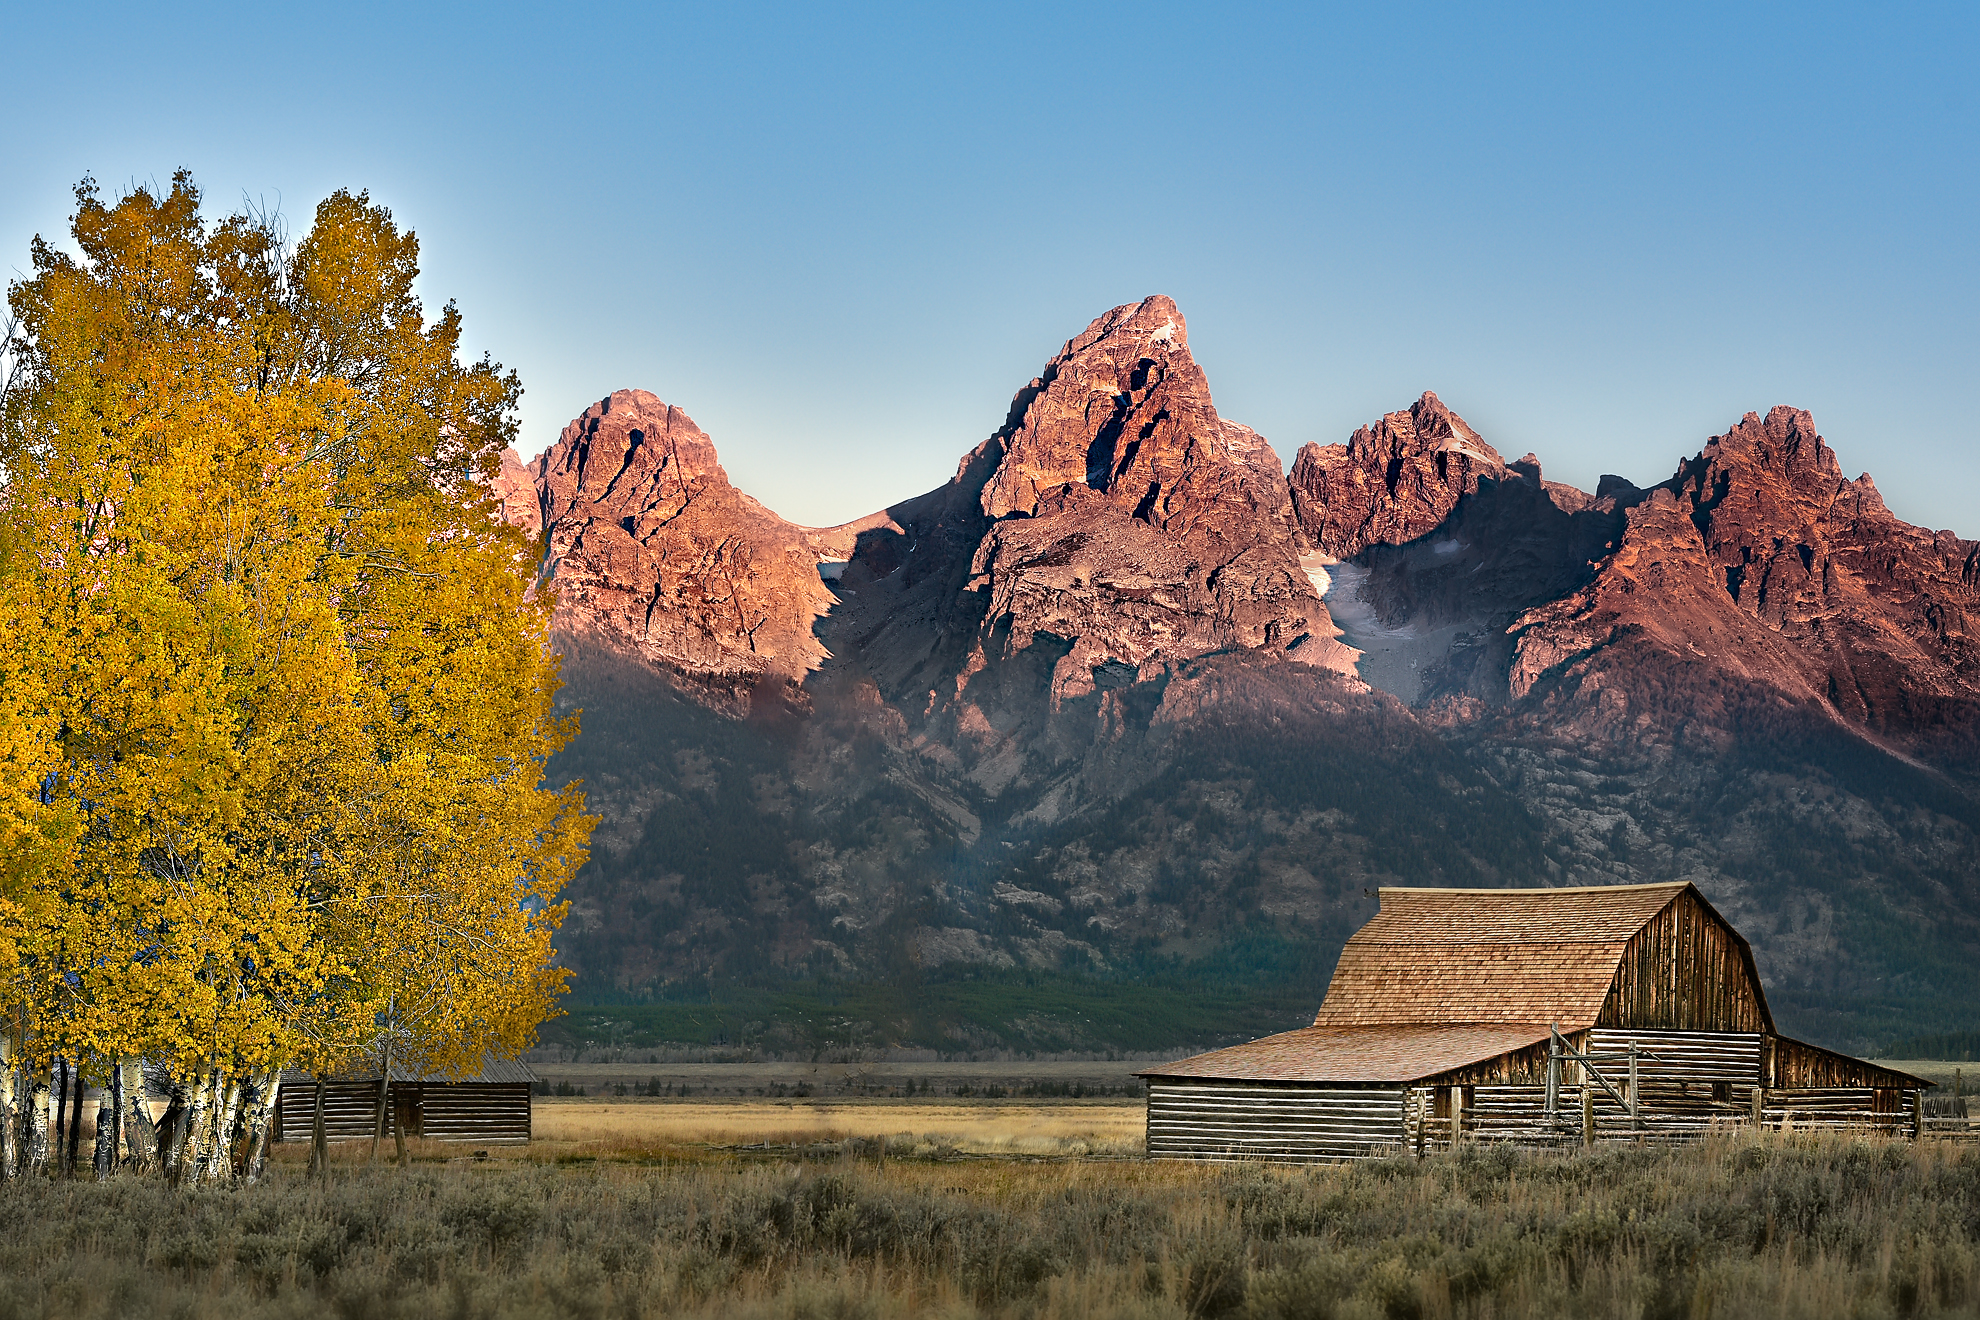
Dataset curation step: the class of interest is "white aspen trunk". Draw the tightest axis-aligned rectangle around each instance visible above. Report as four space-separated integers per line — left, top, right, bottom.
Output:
92 1084 118 1179
173 1070 216 1186
26 1068 52 1176
120 1059 158 1173
242 1068 281 1185
51 1060 66 1170
0 1036 16 1180
199 1075 243 1184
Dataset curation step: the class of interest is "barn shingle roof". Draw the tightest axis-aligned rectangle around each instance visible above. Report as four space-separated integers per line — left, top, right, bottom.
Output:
284 1055 535 1087
1139 1023 1555 1085
1311 882 1692 1030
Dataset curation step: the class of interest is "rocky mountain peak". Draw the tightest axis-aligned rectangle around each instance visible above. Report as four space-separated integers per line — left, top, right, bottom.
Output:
1287 392 1512 557
809 296 1353 804
1678 406 1849 531
1508 404 1980 762
521 389 883 708
1672 406 1910 631
976 295 1286 537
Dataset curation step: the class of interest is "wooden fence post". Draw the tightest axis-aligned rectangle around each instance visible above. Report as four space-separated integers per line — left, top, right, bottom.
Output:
1627 1042 1640 1137
1545 1027 1560 1120
1912 1089 1924 1142
1581 1085 1594 1147
1751 1086 1764 1131
309 1081 327 1176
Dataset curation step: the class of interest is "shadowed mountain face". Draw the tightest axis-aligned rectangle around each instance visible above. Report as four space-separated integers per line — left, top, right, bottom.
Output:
514 299 1980 1053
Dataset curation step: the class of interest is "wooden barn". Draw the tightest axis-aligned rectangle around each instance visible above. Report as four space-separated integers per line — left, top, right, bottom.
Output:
273 1057 535 1146
1141 882 1930 1162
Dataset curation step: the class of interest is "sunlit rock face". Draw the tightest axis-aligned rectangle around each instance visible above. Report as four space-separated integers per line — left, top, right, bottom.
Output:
516 389 890 710
843 294 1355 719
1507 406 1980 761
1289 391 1511 559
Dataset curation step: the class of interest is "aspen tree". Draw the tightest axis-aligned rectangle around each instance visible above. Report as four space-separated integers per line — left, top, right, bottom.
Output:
0 173 590 1183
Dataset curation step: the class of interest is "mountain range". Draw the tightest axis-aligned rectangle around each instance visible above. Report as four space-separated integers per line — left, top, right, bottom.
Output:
501 296 1980 1055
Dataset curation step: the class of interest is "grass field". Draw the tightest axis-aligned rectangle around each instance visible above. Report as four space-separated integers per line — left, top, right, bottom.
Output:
525 1097 1145 1157
9 1096 1980 1318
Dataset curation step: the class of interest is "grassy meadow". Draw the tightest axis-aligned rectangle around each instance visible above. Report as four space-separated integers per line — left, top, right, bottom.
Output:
4 1096 1980 1318
526 1096 1145 1158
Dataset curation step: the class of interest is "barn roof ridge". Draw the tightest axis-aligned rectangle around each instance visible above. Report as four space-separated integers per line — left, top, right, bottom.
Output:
1375 880 1693 895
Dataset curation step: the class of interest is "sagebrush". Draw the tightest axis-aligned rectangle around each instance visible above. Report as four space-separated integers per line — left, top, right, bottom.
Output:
1 1132 1978 1318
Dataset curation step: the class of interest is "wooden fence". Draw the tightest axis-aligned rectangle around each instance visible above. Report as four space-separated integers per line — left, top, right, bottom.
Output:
1149 1081 1952 1163
1402 1083 1924 1152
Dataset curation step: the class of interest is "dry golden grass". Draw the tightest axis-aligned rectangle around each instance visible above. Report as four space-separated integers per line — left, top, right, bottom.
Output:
529 1096 1145 1157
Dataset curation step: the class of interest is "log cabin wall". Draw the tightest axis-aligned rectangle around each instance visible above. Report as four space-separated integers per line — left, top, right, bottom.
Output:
271 1082 386 1143
1584 1029 1764 1085
418 1084 532 1144
272 1081 532 1145
1145 1081 1407 1161
1596 890 1769 1033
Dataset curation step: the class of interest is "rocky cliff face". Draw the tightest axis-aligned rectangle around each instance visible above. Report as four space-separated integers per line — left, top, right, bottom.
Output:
521 389 892 709
830 296 1353 731
502 305 1980 1053
1288 391 1512 557
1508 407 1980 762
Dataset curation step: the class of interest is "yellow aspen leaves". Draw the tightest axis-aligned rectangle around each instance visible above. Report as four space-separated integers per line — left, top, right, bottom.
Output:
0 173 592 1177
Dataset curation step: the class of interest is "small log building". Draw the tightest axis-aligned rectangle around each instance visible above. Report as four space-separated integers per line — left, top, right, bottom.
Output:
273 1057 534 1146
1141 882 1929 1161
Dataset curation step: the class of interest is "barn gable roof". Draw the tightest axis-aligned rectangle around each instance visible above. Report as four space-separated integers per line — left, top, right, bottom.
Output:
1312 881 1711 1030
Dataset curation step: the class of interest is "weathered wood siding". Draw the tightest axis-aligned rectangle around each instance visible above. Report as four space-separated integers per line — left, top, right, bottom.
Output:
1597 890 1769 1032
418 1085 531 1144
1429 1035 1562 1087
1146 1082 1405 1162
1584 1029 1764 1084
273 1082 531 1145
1769 1036 1924 1089
272 1083 391 1143
1764 1088 1917 1135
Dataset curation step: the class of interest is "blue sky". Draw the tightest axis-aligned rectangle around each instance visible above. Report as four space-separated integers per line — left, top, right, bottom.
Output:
5 3 1975 531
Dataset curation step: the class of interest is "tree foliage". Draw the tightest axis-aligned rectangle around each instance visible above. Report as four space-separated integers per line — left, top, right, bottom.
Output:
0 172 591 1181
